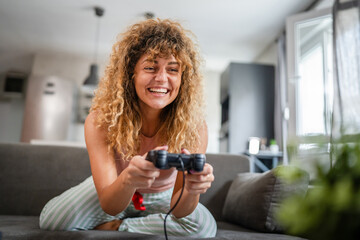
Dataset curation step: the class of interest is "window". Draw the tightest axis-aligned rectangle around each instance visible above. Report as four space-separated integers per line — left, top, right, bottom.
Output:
287 8 333 142
297 18 333 136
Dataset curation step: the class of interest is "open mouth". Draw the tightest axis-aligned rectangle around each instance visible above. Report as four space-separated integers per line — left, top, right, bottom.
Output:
148 88 169 94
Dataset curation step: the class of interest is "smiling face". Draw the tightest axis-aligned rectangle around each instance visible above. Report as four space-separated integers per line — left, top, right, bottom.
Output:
133 54 182 114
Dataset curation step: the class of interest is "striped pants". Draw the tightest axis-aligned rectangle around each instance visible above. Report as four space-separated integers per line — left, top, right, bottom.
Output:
39 176 217 238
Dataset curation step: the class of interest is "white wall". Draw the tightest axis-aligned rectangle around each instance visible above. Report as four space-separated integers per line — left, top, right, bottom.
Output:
0 52 34 142
203 70 221 153
254 43 278 66
32 52 107 87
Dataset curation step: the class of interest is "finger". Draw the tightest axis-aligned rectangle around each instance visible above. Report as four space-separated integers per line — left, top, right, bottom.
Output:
141 175 157 187
186 172 214 183
201 163 213 175
187 182 212 190
186 182 212 194
188 163 213 175
154 145 169 151
181 148 191 154
130 167 160 180
131 175 156 189
131 155 160 172
207 163 213 173
138 169 161 178
142 160 160 171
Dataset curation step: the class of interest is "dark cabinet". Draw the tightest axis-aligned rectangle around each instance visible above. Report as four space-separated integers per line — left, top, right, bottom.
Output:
220 63 275 153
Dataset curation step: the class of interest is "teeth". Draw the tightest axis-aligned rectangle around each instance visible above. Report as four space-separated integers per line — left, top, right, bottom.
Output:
149 88 168 93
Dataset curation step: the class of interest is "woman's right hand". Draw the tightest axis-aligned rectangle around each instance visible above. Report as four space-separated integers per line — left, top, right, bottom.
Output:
121 145 168 190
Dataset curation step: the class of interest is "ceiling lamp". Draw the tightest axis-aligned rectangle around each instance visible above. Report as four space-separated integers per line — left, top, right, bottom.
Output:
84 6 104 86
144 12 155 19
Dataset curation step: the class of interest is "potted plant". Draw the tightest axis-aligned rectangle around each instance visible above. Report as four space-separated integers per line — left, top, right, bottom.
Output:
276 138 360 240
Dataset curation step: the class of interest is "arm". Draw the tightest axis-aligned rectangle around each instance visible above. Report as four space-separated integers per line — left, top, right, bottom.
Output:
170 122 214 218
85 112 161 216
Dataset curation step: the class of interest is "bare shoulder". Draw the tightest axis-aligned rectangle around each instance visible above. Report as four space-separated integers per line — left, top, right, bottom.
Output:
85 111 104 135
84 111 107 149
84 111 98 132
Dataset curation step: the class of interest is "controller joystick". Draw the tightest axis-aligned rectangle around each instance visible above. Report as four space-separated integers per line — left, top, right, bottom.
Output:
146 150 206 172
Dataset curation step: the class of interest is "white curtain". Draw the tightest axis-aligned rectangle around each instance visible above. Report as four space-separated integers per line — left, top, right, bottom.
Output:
275 33 288 164
332 0 360 138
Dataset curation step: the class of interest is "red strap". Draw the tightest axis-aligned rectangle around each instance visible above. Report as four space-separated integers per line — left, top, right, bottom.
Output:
132 192 146 211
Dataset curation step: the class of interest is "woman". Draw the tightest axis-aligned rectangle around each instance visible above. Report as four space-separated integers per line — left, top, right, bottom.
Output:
39 18 217 238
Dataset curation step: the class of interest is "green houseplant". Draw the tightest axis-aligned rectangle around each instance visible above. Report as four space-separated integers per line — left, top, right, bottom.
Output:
276 139 360 240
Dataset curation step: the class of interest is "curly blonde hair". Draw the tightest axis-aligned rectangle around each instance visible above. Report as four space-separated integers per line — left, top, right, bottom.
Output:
90 18 205 160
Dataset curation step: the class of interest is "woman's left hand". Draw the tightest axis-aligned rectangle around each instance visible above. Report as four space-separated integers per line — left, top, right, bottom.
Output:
181 148 214 195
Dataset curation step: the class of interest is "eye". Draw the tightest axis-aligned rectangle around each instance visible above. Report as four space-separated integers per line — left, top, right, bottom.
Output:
168 68 179 73
144 67 155 72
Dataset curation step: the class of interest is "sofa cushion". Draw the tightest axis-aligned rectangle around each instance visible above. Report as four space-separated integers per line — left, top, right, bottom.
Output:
0 215 308 240
200 153 250 221
0 215 161 240
221 166 309 233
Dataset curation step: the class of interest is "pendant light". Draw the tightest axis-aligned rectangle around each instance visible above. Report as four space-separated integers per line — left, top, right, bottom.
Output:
84 6 104 86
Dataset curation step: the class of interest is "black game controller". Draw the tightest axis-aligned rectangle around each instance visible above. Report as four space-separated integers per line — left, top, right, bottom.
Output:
146 150 206 172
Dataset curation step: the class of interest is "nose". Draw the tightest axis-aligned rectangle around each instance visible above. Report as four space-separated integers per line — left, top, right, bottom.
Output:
155 68 167 82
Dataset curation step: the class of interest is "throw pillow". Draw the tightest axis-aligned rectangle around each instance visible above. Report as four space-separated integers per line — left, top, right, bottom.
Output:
221 166 309 233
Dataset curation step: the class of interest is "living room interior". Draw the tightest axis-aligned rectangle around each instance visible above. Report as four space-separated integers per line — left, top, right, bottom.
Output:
0 0 333 154
1 0 360 239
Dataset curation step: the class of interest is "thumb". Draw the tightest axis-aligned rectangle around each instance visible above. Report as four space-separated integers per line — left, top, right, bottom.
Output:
143 145 168 158
181 148 191 155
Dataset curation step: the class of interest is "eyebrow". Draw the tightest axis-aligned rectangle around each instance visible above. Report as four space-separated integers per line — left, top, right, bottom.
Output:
141 60 180 66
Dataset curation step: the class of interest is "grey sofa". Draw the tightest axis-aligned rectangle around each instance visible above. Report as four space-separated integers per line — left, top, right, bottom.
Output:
0 143 306 239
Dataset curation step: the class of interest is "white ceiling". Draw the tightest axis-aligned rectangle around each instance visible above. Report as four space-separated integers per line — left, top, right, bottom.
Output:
0 0 316 71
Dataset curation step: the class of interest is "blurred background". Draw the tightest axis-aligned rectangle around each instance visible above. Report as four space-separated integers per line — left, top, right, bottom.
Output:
0 0 334 158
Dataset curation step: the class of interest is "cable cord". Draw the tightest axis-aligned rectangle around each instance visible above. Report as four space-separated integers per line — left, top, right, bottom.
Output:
164 158 185 240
